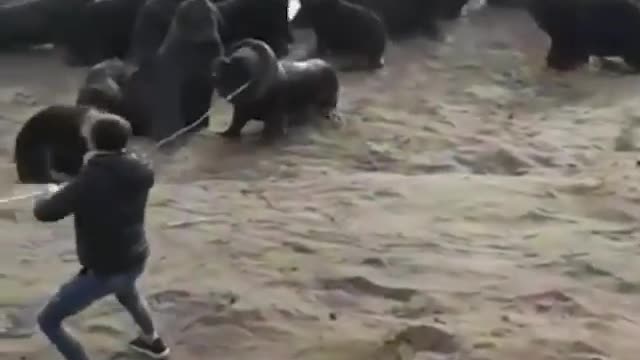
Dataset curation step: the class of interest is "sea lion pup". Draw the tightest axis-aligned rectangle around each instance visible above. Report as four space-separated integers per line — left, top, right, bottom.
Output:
529 0 640 71
215 38 339 139
121 0 224 141
75 58 136 115
13 105 119 184
301 0 387 71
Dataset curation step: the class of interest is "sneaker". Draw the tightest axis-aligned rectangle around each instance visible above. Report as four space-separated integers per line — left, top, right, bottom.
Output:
129 336 170 358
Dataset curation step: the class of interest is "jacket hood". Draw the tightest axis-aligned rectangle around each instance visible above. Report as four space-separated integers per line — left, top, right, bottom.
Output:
85 152 154 191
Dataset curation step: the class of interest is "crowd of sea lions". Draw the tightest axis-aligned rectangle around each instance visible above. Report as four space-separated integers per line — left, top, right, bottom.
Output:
6 0 640 184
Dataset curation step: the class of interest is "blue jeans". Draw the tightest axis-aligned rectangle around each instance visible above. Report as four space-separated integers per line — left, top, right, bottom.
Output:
38 265 156 360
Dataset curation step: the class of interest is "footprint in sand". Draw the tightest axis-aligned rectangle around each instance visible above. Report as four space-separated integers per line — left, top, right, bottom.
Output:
0 300 46 339
282 240 316 254
361 257 386 268
511 289 593 317
318 276 418 302
386 324 460 354
390 294 452 319
148 289 192 306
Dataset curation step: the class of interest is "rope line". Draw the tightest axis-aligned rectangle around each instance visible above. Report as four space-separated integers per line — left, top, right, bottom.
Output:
152 80 249 150
153 110 211 150
0 190 49 205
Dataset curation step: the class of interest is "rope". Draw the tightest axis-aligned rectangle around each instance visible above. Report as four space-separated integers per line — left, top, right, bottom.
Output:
152 80 250 149
152 110 211 150
0 190 48 205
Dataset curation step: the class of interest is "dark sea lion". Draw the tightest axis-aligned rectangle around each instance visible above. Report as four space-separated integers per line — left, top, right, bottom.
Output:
302 0 387 71
528 0 640 71
129 0 291 63
294 0 444 39
121 0 224 141
215 38 339 139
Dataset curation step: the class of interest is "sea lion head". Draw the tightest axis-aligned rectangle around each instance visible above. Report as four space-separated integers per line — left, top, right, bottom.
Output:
215 39 280 104
76 79 122 114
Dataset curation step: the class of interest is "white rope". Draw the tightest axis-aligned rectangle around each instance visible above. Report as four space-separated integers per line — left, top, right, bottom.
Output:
0 80 254 205
153 79 250 149
153 110 211 149
0 190 48 205
223 80 251 102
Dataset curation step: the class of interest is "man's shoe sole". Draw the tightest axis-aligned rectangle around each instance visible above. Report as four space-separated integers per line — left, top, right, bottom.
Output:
129 344 171 359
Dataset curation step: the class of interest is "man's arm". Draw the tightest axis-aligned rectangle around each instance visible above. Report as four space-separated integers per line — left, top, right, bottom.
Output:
33 178 83 222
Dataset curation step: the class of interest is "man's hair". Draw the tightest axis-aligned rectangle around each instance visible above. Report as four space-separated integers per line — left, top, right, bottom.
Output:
87 112 132 151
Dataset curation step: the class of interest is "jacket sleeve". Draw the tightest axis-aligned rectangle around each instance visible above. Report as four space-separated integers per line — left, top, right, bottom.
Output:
33 178 83 222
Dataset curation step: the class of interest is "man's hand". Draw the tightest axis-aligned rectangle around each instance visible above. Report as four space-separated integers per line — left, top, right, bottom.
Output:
32 181 74 222
46 183 61 194
33 183 64 203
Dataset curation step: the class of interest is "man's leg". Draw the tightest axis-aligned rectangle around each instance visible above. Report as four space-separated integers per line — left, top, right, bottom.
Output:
38 271 113 360
112 268 170 358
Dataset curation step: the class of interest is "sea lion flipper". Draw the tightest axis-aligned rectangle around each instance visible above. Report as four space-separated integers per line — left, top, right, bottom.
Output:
218 109 250 138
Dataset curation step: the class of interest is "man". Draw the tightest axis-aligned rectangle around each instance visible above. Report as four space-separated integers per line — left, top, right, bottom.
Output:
34 111 169 360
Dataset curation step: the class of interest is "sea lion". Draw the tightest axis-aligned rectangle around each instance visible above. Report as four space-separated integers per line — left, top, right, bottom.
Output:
121 0 224 140
215 38 339 139
129 0 290 64
301 0 387 71
294 0 443 39
529 0 640 71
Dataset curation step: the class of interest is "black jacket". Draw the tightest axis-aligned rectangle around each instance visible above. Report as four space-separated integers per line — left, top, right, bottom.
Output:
34 152 154 275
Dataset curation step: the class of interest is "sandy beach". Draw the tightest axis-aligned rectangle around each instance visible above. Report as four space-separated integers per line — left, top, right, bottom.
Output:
1 5 640 360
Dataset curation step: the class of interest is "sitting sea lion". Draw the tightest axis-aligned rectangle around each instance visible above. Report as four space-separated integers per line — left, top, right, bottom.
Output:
128 0 290 64
121 0 224 140
215 38 340 139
